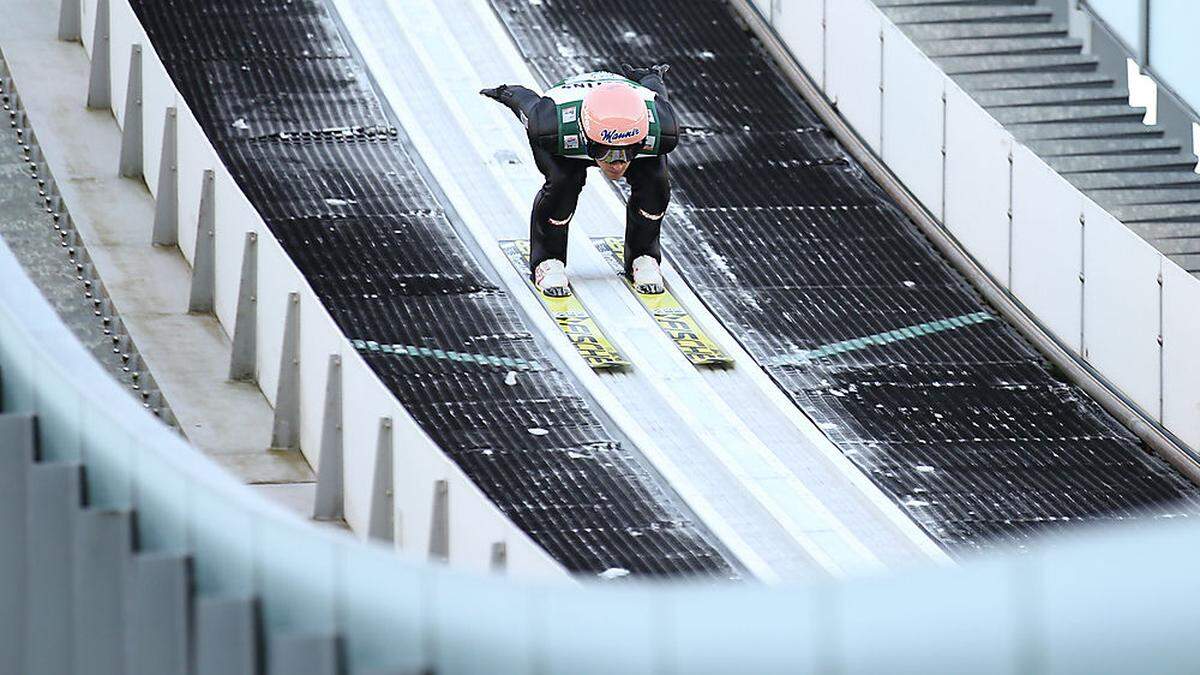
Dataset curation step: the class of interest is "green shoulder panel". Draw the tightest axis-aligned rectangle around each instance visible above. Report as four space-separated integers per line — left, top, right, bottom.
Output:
641 100 662 156
553 98 665 159
554 100 587 157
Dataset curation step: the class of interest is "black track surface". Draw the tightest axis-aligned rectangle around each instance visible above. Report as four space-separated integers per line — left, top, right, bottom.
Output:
129 0 735 578
489 0 1200 552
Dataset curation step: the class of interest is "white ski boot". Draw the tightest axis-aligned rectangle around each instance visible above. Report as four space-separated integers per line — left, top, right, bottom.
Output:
534 258 571 298
630 255 665 295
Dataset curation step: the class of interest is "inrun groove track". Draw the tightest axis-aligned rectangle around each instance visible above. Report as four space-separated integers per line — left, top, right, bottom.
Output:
490 0 1200 552
129 0 734 577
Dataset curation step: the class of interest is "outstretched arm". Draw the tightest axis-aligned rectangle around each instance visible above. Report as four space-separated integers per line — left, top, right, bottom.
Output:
621 63 670 102
480 84 544 125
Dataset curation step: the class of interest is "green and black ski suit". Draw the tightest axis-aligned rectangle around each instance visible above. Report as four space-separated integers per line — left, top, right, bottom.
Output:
489 71 680 277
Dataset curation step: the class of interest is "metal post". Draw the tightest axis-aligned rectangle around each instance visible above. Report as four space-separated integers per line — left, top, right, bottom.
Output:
58 0 81 41
313 354 343 520
228 232 258 381
267 634 340 675
73 510 130 675
196 597 258 675
187 170 215 314
85 0 110 110
152 107 178 246
367 417 393 542
270 293 301 450
0 414 33 675
1139 0 1151 67
125 553 189 675
429 479 449 562
118 45 143 179
27 463 80 675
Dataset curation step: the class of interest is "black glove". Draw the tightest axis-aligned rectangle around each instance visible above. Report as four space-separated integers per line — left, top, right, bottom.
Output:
479 84 511 102
621 63 670 83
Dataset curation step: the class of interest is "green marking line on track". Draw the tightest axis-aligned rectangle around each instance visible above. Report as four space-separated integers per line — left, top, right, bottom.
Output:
766 311 995 367
351 339 545 372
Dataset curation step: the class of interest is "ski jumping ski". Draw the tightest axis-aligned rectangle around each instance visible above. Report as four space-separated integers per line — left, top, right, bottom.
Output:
593 237 732 367
501 239 629 370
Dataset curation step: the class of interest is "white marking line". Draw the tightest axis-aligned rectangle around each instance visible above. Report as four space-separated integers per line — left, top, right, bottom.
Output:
332 0 779 582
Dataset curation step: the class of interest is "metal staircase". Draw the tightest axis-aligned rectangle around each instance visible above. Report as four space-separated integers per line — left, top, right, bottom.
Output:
876 0 1200 273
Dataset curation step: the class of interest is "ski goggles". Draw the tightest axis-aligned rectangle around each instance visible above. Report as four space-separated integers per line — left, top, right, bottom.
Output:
586 140 639 164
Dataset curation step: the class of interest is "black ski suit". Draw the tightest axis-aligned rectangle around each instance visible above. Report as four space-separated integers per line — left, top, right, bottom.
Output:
489 72 679 278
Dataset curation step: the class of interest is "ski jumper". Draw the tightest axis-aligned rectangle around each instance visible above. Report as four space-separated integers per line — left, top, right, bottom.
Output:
492 71 679 277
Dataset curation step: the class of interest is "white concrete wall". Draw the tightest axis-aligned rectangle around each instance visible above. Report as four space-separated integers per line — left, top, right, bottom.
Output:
70 0 568 580
756 0 1200 451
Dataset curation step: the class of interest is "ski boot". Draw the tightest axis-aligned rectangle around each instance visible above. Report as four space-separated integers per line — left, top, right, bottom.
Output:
630 255 665 295
534 258 571 298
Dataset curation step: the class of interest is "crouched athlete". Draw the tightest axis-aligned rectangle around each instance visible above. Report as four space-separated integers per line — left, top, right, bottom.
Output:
480 64 678 297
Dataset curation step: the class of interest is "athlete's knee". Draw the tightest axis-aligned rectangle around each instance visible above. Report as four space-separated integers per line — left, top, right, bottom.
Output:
634 182 670 221
547 212 574 227
637 206 666 221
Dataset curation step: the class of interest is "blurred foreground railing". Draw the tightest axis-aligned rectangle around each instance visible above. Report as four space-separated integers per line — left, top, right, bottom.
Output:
5 226 1200 672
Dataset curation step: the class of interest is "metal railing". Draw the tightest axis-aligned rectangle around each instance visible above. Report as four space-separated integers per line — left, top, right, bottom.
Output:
3 1 1200 672
1078 0 1200 153
5 209 1199 672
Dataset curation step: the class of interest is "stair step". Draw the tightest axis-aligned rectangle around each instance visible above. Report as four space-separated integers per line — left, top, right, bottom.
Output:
876 0 1039 6
922 36 1084 57
975 86 1130 108
884 5 1055 24
1149 237 1200 255
903 20 1068 41
1089 187 1200 206
935 53 1100 75
1110 203 1200 223
991 103 1145 125
1049 152 1198 175
1029 137 1181 157
1008 121 1164 141
956 70 1114 91
1127 221 1200 239
1070 170 1200 190
1165 253 1200 274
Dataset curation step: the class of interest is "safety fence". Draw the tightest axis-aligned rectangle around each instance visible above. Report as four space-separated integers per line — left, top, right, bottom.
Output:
749 0 1200 454
5 0 1200 672
4 223 1199 671
60 0 567 578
